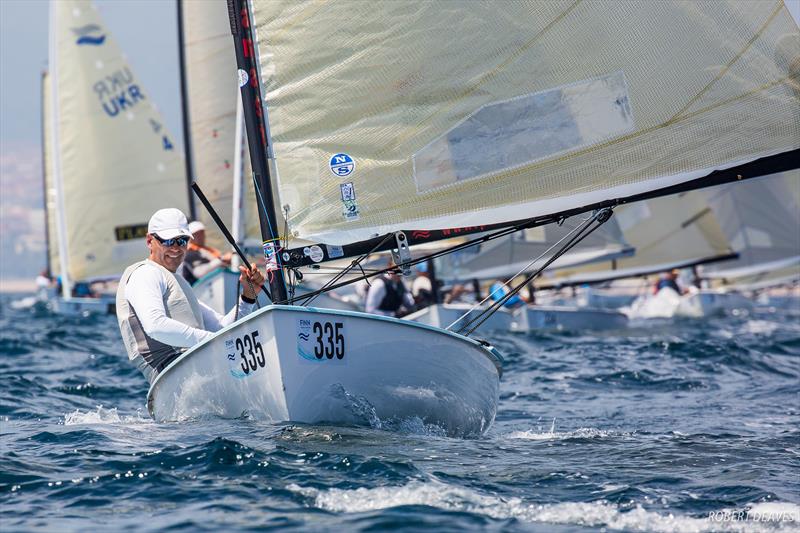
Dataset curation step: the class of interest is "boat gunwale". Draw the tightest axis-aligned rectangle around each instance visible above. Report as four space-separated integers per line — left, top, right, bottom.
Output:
146 304 504 414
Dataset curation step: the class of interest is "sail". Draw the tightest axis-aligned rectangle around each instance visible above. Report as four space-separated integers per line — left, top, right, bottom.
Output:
42 71 60 278
249 1 800 244
435 215 633 282
179 0 262 252
699 171 800 279
50 0 188 283
537 191 734 286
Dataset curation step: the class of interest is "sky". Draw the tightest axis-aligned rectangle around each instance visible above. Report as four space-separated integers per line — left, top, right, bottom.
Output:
0 0 183 150
0 0 184 283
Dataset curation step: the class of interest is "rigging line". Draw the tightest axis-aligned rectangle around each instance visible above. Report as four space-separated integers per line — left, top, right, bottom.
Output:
444 212 595 332
286 221 531 305
251 174 279 243
458 216 602 336
297 232 396 307
668 0 784 123
453 212 603 335
459 209 612 336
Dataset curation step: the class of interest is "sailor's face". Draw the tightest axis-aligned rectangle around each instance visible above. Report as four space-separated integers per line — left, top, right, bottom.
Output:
147 234 187 273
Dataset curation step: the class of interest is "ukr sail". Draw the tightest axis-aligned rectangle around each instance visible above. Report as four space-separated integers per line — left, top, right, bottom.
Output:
49 0 188 286
249 1 799 245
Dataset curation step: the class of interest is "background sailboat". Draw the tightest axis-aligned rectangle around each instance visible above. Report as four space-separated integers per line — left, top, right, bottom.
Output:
46 0 189 314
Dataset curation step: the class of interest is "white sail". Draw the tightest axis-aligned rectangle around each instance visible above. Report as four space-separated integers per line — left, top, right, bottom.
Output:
179 0 263 252
537 191 734 286
42 71 60 278
250 0 800 244
699 171 800 279
50 0 188 285
435 215 633 282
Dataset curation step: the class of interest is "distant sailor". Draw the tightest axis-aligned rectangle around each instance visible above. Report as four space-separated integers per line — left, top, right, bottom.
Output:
116 208 264 383
411 262 436 308
488 279 526 309
365 260 415 317
654 269 684 295
181 221 233 285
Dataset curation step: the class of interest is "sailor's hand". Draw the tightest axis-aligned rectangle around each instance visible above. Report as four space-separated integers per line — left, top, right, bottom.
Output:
240 265 265 299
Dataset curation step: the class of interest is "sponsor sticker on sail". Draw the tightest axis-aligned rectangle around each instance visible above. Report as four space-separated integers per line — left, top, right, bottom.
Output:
340 182 360 221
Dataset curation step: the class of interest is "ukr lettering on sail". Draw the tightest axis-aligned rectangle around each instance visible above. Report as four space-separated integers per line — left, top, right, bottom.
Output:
92 68 146 117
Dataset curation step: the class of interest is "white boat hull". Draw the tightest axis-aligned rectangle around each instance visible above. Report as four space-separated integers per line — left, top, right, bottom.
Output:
675 290 753 317
192 269 358 315
147 305 502 437
403 303 513 334
49 296 115 316
626 288 754 319
511 305 628 332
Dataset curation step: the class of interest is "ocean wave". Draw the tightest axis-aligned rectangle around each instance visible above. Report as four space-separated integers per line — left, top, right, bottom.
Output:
288 480 799 531
63 405 150 426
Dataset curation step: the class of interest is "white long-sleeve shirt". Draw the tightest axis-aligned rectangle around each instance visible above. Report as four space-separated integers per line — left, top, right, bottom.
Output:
125 261 254 348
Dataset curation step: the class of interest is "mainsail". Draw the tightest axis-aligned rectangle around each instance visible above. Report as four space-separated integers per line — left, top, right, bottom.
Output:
249 0 799 245
178 0 262 253
537 191 735 286
435 215 634 282
699 171 800 280
49 0 188 294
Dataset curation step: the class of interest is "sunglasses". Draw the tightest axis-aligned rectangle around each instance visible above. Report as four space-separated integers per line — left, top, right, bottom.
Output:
152 233 190 247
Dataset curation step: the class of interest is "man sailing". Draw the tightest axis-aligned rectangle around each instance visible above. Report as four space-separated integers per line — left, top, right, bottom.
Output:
116 209 265 383
181 220 234 284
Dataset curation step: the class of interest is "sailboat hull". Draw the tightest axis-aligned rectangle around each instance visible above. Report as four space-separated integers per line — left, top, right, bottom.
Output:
676 290 753 317
147 305 502 437
403 303 513 334
193 269 358 315
511 305 628 332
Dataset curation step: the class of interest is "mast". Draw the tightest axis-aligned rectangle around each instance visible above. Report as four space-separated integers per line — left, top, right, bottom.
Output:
176 0 197 220
426 258 441 304
48 1 71 299
40 70 51 277
230 89 245 270
227 0 288 302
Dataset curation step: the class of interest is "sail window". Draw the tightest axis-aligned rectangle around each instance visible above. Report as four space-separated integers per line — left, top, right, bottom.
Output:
413 71 634 193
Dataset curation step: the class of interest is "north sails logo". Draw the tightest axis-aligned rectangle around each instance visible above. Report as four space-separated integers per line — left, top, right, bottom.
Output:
72 24 106 46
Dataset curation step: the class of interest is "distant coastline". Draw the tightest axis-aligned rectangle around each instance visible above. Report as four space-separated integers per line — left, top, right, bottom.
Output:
0 279 36 293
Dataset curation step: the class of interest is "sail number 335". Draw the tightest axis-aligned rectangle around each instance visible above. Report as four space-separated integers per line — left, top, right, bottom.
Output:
235 330 265 375
313 321 345 359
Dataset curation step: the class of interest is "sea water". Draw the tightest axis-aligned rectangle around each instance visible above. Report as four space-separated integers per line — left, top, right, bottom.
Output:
1 294 798 531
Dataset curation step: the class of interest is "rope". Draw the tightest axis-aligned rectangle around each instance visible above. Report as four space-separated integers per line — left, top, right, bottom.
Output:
456 208 613 336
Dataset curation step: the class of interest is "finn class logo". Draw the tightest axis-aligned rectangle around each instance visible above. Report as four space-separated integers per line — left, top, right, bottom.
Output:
72 24 106 46
329 153 354 177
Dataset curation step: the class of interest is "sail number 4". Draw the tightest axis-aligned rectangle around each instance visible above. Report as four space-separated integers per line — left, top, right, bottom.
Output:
235 330 265 375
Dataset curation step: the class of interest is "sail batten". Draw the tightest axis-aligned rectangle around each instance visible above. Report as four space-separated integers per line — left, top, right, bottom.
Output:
249 0 799 244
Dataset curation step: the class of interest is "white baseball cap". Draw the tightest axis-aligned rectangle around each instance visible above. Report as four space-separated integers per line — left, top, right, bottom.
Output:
188 221 206 235
148 208 192 240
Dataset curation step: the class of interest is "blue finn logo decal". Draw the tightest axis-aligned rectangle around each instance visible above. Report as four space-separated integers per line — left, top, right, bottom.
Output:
329 153 355 177
72 24 106 46
225 338 247 379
